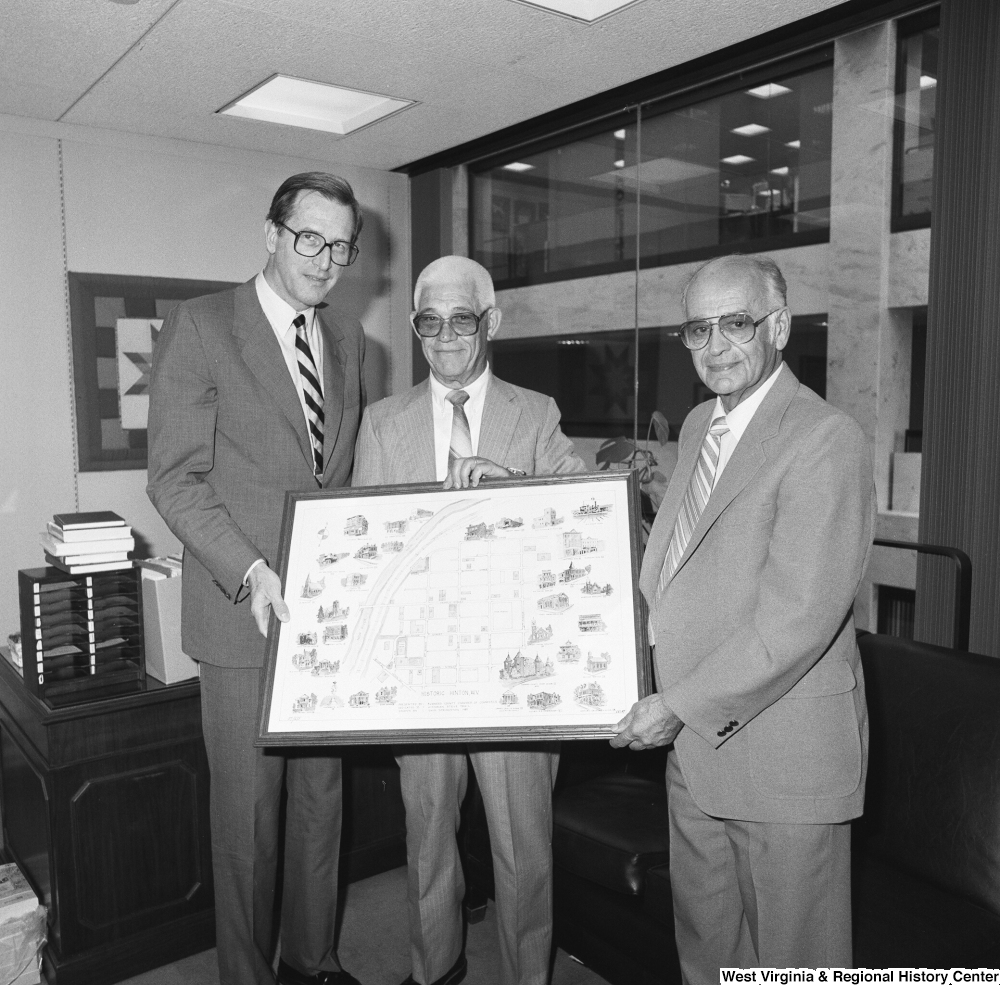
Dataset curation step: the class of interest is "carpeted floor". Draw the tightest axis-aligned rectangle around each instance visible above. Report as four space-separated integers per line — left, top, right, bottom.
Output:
116 866 607 985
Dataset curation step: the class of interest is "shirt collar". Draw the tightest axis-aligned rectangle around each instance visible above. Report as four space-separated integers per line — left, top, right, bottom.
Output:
255 270 313 336
713 362 785 440
429 363 492 408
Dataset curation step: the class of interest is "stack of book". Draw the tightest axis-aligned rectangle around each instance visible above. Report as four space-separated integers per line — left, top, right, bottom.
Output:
41 511 134 574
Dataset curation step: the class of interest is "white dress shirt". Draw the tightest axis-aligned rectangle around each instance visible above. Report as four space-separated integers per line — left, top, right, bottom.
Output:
711 362 784 488
429 364 492 481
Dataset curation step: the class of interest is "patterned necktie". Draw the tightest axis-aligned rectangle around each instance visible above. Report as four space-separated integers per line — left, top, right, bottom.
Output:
446 389 474 466
293 313 324 476
658 415 729 592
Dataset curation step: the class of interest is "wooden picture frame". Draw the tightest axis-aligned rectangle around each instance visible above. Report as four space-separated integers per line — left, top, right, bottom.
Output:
258 470 650 746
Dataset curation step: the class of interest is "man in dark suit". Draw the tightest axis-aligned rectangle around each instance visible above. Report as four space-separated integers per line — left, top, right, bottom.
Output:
612 254 875 979
354 256 586 985
148 172 367 985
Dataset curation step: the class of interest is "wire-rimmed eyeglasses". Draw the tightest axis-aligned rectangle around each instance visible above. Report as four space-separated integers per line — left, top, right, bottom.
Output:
679 308 783 350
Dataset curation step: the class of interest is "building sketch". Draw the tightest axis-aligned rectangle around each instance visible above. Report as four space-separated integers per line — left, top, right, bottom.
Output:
348 691 370 708
527 620 553 644
297 631 318 646
292 693 318 714
323 624 349 643
497 516 523 529
501 692 518 705
538 593 570 611
537 570 556 589
465 522 495 540
292 648 318 670
558 641 581 662
385 518 408 535
586 651 610 672
579 613 607 633
573 499 613 519
409 508 433 522
559 561 591 584
381 540 404 553
317 552 349 568
375 685 398 705
575 682 605 707
528 691 562 710
354 543 378 561
301 573 324 598
563 530 604 556
312 659 340 676
500 650 555 681
342 573 368 588
582 581 613 596
317 600 349 622
532 506 564 528
345 515 368 536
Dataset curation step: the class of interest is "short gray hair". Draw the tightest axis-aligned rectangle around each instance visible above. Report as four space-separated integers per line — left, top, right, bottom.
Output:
414 256 496 310
682 254 788 312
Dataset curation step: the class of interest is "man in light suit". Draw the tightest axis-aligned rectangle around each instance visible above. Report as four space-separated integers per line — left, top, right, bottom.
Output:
353 255 586 985
148 173 367 985
613 254 875 978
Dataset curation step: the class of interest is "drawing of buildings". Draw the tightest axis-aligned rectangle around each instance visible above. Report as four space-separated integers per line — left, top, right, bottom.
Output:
586 651 610 672
500 650 555 681
297 631 318 646
345 515 368 536
574 682 605 707
563 530 603 556
381 540 404 553
349 691 370 708
532 506 563 528
501 692 518 706
527 620 553 644
317 600 349 622
538 593 570 611
573 499 612 518
292 693 318 713
582 580 614 596
323 624 349 643
497 516 523 529
312 659 340 676
537 570 556 589
579 613 607 633
465 522 495 540
317 552 349 567
559 561 591 584
527 691 562 710
558 641 581 662
410 508 433 522
385 518 408 535
375 686 397 705
342 573 368 588
292 648 318 670
354 543 378 560
301 573 324 598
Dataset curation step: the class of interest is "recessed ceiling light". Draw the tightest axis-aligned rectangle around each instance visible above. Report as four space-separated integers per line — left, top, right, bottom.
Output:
614 159 625 168
614 129 627 140
731 123 771 137
785 140 801 149
746 83 792 99
503 162 535 173
920 75 937 88
508 0 647 23
721 155 755 165
770 166 789 175
218 75 414 135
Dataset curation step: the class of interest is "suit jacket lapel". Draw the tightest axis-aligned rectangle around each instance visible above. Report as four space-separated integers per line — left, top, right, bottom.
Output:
478 377 520 464
316 306 346 477
403 380 437 482
673 366 800 578
233 281 312 468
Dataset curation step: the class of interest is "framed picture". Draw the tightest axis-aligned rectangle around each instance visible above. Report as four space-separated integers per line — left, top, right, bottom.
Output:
67 272 238 471
258 471 650 746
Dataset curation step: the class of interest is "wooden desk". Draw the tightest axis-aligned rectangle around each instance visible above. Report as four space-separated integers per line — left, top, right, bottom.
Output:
0 652 214 985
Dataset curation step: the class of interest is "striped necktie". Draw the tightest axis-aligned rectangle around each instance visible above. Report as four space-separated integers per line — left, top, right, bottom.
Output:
658 414 729 592
446 389 474 467
293 313 324 476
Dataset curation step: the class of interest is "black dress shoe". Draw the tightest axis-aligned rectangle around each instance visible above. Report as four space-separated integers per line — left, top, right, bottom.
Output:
276 958 363 985
398 953 467 985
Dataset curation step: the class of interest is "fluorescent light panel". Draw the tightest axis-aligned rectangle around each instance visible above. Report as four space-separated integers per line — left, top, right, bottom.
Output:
731 123 771 137
920 75 937 88
770 166 790 175
747 83 792 99
503 162 535 172
219 75 413 135
785 140 801 149
614 128 627 140
509 0 646 23
721 154 755 165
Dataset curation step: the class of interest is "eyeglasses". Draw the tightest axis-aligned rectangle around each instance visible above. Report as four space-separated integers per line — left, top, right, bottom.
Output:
277 221 359 266
411 309 490 338
679 308 783 350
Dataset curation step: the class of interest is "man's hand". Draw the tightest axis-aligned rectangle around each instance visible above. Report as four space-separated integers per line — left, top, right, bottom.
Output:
610 693 683 750
444 456 512 489
640 469 669 512
248 563 290 637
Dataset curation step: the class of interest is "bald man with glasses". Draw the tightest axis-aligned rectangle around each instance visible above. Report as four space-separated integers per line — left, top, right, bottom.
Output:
353 256 586 985
612 254 876 979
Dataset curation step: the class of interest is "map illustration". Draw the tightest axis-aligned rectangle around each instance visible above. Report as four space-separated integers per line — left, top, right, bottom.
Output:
264 477 641 738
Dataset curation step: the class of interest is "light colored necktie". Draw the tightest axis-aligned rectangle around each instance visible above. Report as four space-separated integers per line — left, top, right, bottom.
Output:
293 313 324 476
446 389 474 466
658 415 729 591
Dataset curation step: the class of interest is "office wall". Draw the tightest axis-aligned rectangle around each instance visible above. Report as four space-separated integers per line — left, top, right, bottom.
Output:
0 114 411 642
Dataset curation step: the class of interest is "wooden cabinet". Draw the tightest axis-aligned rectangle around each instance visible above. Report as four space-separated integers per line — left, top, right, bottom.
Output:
0 654 213 985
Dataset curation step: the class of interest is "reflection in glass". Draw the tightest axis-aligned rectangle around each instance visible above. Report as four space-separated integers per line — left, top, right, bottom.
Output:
894 12 938 226
472 57 833 288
